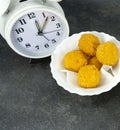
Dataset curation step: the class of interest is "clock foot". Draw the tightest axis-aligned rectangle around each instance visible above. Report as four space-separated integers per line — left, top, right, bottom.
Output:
29 57 51 64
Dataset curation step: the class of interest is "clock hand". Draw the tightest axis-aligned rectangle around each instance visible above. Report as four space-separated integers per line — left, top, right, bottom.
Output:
40 16 48 32
35 20 41 33
42 34 50 41
43 29 61 34
36 32 50 41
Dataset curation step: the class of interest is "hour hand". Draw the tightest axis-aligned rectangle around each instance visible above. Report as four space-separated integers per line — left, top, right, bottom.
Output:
35 20 41 34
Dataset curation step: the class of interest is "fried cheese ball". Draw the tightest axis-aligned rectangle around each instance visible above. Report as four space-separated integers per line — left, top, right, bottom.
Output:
96 42 119 66
88 56 102 70
64 50 87 72
78 65 101 88
78 34 100 56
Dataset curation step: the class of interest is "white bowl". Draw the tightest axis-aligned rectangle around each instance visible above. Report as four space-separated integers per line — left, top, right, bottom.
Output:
50 31 120 96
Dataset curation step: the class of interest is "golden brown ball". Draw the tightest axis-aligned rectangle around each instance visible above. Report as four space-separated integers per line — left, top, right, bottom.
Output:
78 65 101 88
78 34 100 56
64 50 87 72
96 42 119 66
88 56 102 70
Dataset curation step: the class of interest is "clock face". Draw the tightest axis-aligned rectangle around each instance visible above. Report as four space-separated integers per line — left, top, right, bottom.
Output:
10 10 68 58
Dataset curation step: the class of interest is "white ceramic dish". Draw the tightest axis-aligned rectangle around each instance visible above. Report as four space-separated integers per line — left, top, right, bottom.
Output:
50 31 120 96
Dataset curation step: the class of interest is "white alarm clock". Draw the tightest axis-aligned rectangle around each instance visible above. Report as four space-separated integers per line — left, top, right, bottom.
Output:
0 0 69 58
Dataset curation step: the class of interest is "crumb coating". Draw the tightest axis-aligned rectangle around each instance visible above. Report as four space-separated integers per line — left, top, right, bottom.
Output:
96 42 119 66
78 34 100 56
78 65 101 88
64 50 87 72
88 56 102 70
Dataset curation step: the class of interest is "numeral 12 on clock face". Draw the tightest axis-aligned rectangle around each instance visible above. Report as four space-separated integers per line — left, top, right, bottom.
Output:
11 10 67 58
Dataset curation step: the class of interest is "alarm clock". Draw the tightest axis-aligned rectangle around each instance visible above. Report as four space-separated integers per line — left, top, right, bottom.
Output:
0 0 69 58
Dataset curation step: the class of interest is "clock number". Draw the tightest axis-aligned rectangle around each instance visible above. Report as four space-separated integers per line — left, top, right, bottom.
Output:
52 39 56 44
51 16 55 21
19 19 26 25
28 12 36 19
17 37 23 42
44 43 49 48
42 12 46 18
35 45 39 50
56 23 61 28
56 32 60 36
15 28 24 34
25 43 31 48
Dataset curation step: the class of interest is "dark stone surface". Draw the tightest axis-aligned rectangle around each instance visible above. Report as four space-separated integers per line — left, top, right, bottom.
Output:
0 0 120 130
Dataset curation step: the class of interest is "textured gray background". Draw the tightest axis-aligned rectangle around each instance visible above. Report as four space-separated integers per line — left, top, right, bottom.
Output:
0 0 120 130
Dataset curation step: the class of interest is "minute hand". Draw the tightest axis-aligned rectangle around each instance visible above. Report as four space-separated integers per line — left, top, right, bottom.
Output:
35 20 41 32
43 29 61 34
41 16 48 32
